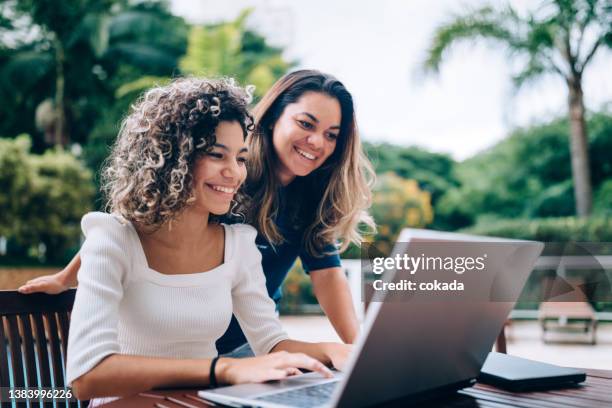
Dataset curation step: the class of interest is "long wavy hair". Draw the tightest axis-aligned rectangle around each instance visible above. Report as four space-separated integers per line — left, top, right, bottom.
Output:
101 77 254 230
246 70 376 255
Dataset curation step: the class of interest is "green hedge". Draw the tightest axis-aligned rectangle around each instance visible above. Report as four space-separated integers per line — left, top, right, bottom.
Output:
0 135 94 265
462 217 612 242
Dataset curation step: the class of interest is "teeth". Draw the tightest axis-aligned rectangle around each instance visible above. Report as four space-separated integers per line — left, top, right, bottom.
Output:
211 185 235 193
296 147 316 160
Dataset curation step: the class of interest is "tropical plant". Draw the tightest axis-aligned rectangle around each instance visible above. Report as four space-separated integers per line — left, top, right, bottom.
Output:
179 9 293 99
424 0 612 217
0 0 188 147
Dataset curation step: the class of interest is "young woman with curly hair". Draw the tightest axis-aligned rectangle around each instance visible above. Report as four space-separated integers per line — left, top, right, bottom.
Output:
20 70 376 359
64 78 350 401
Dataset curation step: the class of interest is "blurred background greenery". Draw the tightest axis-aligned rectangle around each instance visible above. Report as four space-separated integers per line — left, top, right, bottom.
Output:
0 0 610 313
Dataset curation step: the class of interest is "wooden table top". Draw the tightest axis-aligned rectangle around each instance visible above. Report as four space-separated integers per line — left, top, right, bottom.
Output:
101 368 612 408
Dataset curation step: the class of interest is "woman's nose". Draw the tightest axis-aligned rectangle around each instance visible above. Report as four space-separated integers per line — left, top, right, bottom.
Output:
222 159 241 179
306 133 324 150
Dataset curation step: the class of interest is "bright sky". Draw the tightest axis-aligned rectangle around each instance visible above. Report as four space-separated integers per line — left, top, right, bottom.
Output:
171 0 611 160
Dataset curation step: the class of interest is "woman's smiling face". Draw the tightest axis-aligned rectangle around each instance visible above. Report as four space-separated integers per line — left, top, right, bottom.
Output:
271 91 341 185
190 121 248 215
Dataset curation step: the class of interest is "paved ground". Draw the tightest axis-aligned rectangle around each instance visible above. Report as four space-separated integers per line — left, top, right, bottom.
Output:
280 315 612 370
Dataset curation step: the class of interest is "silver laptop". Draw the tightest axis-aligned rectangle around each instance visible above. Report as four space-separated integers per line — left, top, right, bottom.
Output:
200 229 544 408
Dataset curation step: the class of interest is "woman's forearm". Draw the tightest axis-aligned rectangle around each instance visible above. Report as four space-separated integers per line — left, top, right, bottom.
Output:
71 354 212 400
61 252 81 286
310 267 360 343
72 351 335 399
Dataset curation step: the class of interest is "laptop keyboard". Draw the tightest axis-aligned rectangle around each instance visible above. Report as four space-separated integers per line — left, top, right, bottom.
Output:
254 380 339 407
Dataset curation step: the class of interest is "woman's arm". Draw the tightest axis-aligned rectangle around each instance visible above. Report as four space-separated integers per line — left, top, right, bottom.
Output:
71 354 209 399
230 226 354 371
72 351 332 400
18 252 81 294
310 267 360 343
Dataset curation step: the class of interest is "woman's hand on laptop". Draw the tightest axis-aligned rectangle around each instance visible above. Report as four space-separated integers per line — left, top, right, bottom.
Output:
216 351 334 384
320 343 353 371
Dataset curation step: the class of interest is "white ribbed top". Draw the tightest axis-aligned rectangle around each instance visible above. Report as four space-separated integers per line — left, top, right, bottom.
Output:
66 212 289 386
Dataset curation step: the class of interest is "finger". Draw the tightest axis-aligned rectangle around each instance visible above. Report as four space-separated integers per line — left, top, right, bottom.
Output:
262 369 291 382
19 283 40 292
286 367 302 376
276 353 333 378
18 282 53 295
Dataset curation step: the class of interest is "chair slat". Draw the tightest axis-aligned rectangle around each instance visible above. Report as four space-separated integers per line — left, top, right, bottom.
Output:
57 311 73 407
0 318 11 387
7 315 25 388
32 314 51 386
45 312 65 388
19 314 39 388
18 314 45 408
57 311 70 358
7 316 28 408
32 315 54 408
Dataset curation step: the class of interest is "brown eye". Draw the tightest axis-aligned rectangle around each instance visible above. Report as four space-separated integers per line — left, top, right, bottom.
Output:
297 119 314 130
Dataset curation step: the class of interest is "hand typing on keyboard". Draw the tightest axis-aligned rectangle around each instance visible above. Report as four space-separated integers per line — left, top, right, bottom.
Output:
217 351 334 384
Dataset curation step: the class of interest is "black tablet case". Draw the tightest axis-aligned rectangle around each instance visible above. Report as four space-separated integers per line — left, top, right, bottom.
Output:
479 352 586 391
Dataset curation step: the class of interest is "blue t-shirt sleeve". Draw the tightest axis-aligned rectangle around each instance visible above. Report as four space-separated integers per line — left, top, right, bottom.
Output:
299 242 342 274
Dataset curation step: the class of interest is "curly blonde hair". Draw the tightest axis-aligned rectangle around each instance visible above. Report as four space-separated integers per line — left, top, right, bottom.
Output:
101 77 254 229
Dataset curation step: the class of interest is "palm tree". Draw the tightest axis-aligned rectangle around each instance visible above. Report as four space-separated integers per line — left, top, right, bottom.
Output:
423 0 611 217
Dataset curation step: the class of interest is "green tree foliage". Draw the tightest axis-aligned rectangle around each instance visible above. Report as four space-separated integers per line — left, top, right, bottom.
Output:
179 9 293 99
0 135 32 237
365 142 458 202
0 136 94 264
424 0 612 216
364 142 461 230
463 216 612 242
86 9 294 200
114 9 293 101
436 111 612 227
369 172 433 256
594 180 612 216
0 0 188 149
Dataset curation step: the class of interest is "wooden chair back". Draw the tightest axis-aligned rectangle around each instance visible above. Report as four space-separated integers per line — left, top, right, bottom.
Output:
0 289 78 407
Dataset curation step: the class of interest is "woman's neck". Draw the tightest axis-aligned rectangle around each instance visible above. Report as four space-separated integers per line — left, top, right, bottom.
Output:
278 175 294 186
275 162 296 186
140 209 212 251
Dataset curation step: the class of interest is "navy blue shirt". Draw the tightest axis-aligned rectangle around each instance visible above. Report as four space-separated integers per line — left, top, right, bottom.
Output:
215 186 341 354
